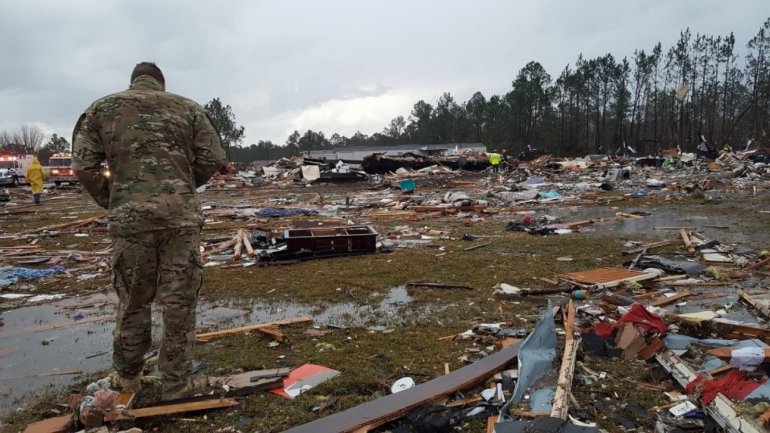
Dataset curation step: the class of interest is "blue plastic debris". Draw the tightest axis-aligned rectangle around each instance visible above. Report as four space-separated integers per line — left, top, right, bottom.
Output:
0 266 66 288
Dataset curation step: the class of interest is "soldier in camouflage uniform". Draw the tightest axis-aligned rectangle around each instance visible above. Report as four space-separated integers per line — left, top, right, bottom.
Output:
72 62 226 400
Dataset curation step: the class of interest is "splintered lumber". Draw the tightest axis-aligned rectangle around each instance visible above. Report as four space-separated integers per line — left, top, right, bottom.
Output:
26 215 103 234
747 257 770 270
655 349 765 433
196 316 312 342
551 301 578 419
281 340 522 433
241 230 256 257
649 289 693 308
406 282 473 290
712 320 770 344
738 289 770 320
463 242 492 251
707 347 770 362
623 240 672 254
680 229 695 253
116 397 238 419
561 220 594 230
233 229 243 259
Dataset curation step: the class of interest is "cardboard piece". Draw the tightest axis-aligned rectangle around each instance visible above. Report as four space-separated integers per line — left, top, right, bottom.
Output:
614 323 647 360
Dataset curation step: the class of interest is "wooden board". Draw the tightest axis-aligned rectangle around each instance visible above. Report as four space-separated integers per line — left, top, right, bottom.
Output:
707 347 770 361
551 300 578 419
739 290 770 320
281 341 522 433
649 289 692 307
559 267 650 285
196 316 312 342
117 398 239 419
22 416 71 433
209 368 289 397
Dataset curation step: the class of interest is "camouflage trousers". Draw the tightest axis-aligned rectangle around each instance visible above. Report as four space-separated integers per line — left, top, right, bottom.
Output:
111 227 202 391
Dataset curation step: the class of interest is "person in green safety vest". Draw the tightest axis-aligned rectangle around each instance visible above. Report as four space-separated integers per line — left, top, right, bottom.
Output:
489 150 501 173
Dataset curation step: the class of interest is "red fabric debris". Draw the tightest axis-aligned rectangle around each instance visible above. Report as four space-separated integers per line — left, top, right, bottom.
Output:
685 369 767 405
593 322 614 339
589 303 666 339
616 303 666 334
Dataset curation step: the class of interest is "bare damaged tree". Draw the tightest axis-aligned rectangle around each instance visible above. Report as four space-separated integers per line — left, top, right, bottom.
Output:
0 124 46 153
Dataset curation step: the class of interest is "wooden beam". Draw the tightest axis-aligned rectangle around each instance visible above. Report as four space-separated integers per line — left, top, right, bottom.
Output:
739 289 770 319
241 230 256 257
116 398 238 419
281 340 522 433
680 229 695 253
551 300 578 419
747 257 770 270
649 289 692 307
196 316 312 342
232 229 243 259
256 327 286 342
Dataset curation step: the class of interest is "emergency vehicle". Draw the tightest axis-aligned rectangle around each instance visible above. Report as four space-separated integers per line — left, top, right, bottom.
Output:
0 154 33 186
48 152 79 186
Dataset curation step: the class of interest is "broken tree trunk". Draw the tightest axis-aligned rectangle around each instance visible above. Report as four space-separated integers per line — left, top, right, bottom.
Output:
281 340 522 433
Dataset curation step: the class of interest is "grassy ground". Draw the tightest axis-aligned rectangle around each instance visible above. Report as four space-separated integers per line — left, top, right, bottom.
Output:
1 180 768 432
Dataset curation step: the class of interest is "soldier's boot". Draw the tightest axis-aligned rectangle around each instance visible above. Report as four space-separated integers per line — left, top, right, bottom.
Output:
118 374 142 393
161 373 208 401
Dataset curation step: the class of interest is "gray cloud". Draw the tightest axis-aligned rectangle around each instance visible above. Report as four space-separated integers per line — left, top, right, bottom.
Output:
0 0 766 145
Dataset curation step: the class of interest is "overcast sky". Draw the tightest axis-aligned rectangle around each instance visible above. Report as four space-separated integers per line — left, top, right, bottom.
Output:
0 1 767 146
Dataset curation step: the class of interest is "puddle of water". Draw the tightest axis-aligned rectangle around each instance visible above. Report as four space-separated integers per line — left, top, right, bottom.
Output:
0 286 427 416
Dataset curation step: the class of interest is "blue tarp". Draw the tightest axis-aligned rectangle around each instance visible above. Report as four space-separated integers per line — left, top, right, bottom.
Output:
254 208 318 218
0 266 66 288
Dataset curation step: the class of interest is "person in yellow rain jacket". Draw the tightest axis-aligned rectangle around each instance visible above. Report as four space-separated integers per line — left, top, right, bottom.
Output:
25 157 46 205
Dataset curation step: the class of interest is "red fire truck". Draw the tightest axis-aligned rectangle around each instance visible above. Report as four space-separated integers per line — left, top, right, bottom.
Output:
48 152 79 186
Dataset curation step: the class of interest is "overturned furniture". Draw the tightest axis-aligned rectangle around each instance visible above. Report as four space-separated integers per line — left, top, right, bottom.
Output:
285 225 378 254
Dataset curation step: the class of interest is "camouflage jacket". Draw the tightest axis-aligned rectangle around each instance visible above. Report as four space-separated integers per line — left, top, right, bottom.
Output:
72 75 226 235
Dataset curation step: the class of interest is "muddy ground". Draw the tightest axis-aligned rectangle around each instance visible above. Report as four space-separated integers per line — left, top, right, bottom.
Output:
0 176 768 433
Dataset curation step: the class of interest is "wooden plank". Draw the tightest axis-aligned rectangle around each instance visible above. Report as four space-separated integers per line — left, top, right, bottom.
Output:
747 257 770 270
486 416 497 433
281 341 522 433
241 230 256 257
22 415 72 433
233 229 243 259
680 229 695 253
649 289 692 307
707 347 770 361
445 396 483 408
256 327 286 342
117 398 239 419
196 316 312 342
406 282 474 290
738 289 770 319
638 337 665 360
551 301 578 419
